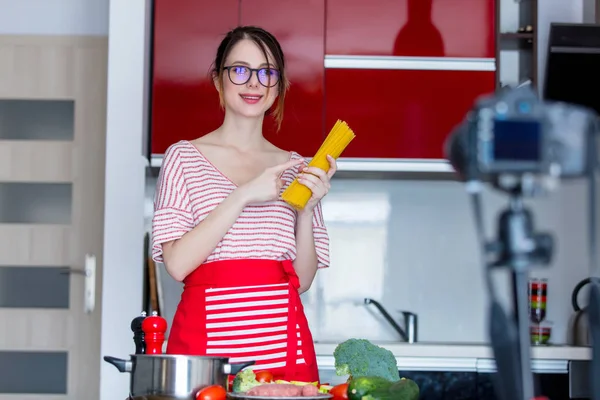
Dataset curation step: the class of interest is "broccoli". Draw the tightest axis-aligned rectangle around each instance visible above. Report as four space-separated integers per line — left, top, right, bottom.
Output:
333 338 400 382
232 369 262 392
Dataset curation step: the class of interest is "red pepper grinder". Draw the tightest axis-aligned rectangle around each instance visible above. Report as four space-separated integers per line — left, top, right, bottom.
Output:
142 311 167 354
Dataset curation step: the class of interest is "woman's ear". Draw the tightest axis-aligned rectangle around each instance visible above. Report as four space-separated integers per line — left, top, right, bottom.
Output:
213 72 225 109
212 71 220 91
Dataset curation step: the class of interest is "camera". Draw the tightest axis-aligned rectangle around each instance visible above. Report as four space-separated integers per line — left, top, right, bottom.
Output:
445 85 598 187
443 84 600 400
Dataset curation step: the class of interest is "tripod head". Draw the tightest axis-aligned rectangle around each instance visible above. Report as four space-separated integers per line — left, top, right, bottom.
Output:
487 193 554 271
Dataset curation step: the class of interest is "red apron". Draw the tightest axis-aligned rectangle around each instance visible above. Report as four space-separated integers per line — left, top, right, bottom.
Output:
166 259 319 382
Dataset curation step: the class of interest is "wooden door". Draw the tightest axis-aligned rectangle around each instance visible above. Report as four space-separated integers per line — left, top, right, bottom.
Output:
0 35 107 400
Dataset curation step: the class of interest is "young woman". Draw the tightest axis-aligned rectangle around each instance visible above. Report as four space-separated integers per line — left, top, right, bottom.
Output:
151 26 335 383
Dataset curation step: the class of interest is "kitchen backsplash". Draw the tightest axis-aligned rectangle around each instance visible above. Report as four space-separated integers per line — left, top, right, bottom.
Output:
144 173 596 344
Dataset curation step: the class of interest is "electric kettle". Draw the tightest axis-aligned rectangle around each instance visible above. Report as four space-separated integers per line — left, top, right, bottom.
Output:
567 277 593 346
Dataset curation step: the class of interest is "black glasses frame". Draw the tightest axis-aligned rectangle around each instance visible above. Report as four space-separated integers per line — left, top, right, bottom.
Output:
223 66 280 88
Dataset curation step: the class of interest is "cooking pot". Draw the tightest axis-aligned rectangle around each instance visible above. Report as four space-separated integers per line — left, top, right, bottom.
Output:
567 277 593 346
104 354 254 399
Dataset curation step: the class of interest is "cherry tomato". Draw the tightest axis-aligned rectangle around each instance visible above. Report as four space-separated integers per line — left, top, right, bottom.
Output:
255 370 274 383
329 383 349 400
196 384 227 400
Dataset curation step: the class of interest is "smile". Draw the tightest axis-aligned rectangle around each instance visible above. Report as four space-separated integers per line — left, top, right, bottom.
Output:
240 94 263 104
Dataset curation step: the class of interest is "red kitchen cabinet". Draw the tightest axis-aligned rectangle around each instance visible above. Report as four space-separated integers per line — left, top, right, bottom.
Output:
150 0 239 156
325 69 495 159
240 0 325 157
325 0 496 58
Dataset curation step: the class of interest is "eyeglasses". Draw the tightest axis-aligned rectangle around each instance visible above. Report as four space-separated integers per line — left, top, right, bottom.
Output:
223 65 280 88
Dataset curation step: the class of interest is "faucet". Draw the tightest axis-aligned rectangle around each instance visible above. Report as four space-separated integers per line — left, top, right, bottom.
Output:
364 298 418 343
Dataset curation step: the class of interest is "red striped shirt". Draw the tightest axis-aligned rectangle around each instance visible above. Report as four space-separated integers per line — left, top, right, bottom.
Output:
151 140 330 269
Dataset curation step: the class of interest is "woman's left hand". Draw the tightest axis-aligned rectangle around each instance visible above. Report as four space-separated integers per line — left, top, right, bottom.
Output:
297 154 337 213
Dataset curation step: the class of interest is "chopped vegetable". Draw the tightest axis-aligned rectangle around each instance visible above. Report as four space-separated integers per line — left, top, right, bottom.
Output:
291 381 318 386
232 369 262 393
231 369 328 394
318 384 334 394
274 380 318 386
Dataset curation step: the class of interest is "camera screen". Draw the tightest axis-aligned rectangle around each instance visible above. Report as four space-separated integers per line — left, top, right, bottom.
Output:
493 119 541 162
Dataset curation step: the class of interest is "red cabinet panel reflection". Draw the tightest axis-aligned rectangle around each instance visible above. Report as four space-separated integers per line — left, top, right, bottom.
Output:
150 0 238 155
325 69 495 159
240 0 325 157
326 0 495 58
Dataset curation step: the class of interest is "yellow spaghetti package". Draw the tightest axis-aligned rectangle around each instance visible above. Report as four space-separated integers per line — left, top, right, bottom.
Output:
282 119 356 210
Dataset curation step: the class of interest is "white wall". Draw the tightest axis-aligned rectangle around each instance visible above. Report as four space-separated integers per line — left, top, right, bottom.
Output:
0 0 109 35
101 1 148 400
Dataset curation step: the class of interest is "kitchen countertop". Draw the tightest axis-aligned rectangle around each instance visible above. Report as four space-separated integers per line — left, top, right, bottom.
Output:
314 341 591 360
313 341 592 373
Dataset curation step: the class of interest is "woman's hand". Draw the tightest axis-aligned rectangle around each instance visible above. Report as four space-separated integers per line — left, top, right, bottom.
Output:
238 158 305 205
297 154 337 212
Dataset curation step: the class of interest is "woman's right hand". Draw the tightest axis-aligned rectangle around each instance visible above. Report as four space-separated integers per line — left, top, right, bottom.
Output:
238 158 304 205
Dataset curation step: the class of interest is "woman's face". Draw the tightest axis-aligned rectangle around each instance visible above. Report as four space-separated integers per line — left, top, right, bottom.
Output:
219 39 281 120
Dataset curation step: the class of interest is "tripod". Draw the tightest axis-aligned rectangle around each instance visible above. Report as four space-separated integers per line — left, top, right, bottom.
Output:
485 189 553 400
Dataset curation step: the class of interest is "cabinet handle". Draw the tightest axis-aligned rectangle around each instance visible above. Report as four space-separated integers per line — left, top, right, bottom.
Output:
59 253 96 314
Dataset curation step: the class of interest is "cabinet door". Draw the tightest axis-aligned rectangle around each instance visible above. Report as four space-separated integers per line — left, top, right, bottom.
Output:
150 0 239 156
326 0 495 58
325 69 496 159
240 0 325 157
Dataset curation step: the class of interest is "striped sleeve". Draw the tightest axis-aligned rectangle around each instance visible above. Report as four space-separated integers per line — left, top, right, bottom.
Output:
152 145 195 263
312 198 330 269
